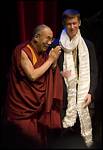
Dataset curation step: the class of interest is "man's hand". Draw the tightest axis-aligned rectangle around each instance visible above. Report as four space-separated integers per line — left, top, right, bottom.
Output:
49 46 61 63
61 70 71 78
83 93 92 108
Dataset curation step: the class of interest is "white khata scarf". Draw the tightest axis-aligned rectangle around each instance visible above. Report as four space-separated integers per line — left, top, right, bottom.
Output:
59 29 93 147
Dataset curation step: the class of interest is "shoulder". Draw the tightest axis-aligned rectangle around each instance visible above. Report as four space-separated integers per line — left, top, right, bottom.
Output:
12 41 30 59
15 41 29 50
83 38 97 61
84 38 95 49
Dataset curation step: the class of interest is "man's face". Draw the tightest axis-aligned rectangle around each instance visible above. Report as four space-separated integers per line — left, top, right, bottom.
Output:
65 16 80 40
38 28 53 52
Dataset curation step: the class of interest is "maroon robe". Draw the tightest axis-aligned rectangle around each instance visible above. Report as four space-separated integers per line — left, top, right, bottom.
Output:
5 42 63 144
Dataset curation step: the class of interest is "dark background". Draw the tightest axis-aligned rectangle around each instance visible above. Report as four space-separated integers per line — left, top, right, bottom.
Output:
0 0 102 148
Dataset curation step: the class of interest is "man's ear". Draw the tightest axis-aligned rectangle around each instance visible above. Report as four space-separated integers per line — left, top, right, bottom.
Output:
34 34 40 39
34 34 40 42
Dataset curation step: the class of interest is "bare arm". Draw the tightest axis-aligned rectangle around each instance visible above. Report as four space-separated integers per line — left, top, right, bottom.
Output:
21 46 61 81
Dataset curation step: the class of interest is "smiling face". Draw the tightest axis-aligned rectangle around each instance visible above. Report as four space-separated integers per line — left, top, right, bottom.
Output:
37 28 53 52
31 25 53 53
65 16 80 40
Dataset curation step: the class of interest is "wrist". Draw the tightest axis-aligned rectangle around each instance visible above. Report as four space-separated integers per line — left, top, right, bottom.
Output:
48 57 54 65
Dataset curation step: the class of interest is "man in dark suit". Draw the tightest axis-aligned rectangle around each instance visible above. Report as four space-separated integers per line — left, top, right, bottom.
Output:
48 9 98 149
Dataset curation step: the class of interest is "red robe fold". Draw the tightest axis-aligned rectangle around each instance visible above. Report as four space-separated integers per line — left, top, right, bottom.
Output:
39 66 63 129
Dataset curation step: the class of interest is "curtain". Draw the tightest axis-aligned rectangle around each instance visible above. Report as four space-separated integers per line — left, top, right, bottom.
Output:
17 0 59 42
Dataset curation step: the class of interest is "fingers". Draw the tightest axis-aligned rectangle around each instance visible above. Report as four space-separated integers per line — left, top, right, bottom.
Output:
51 45 61 54
54 46 61 54
83 100 90 108
62 70 71 78
49 45 61 63
83 95 92 108
53 46 61 58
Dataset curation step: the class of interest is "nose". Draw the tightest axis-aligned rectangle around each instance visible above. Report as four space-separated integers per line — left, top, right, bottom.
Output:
48 40 52 45
71 24 74 29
